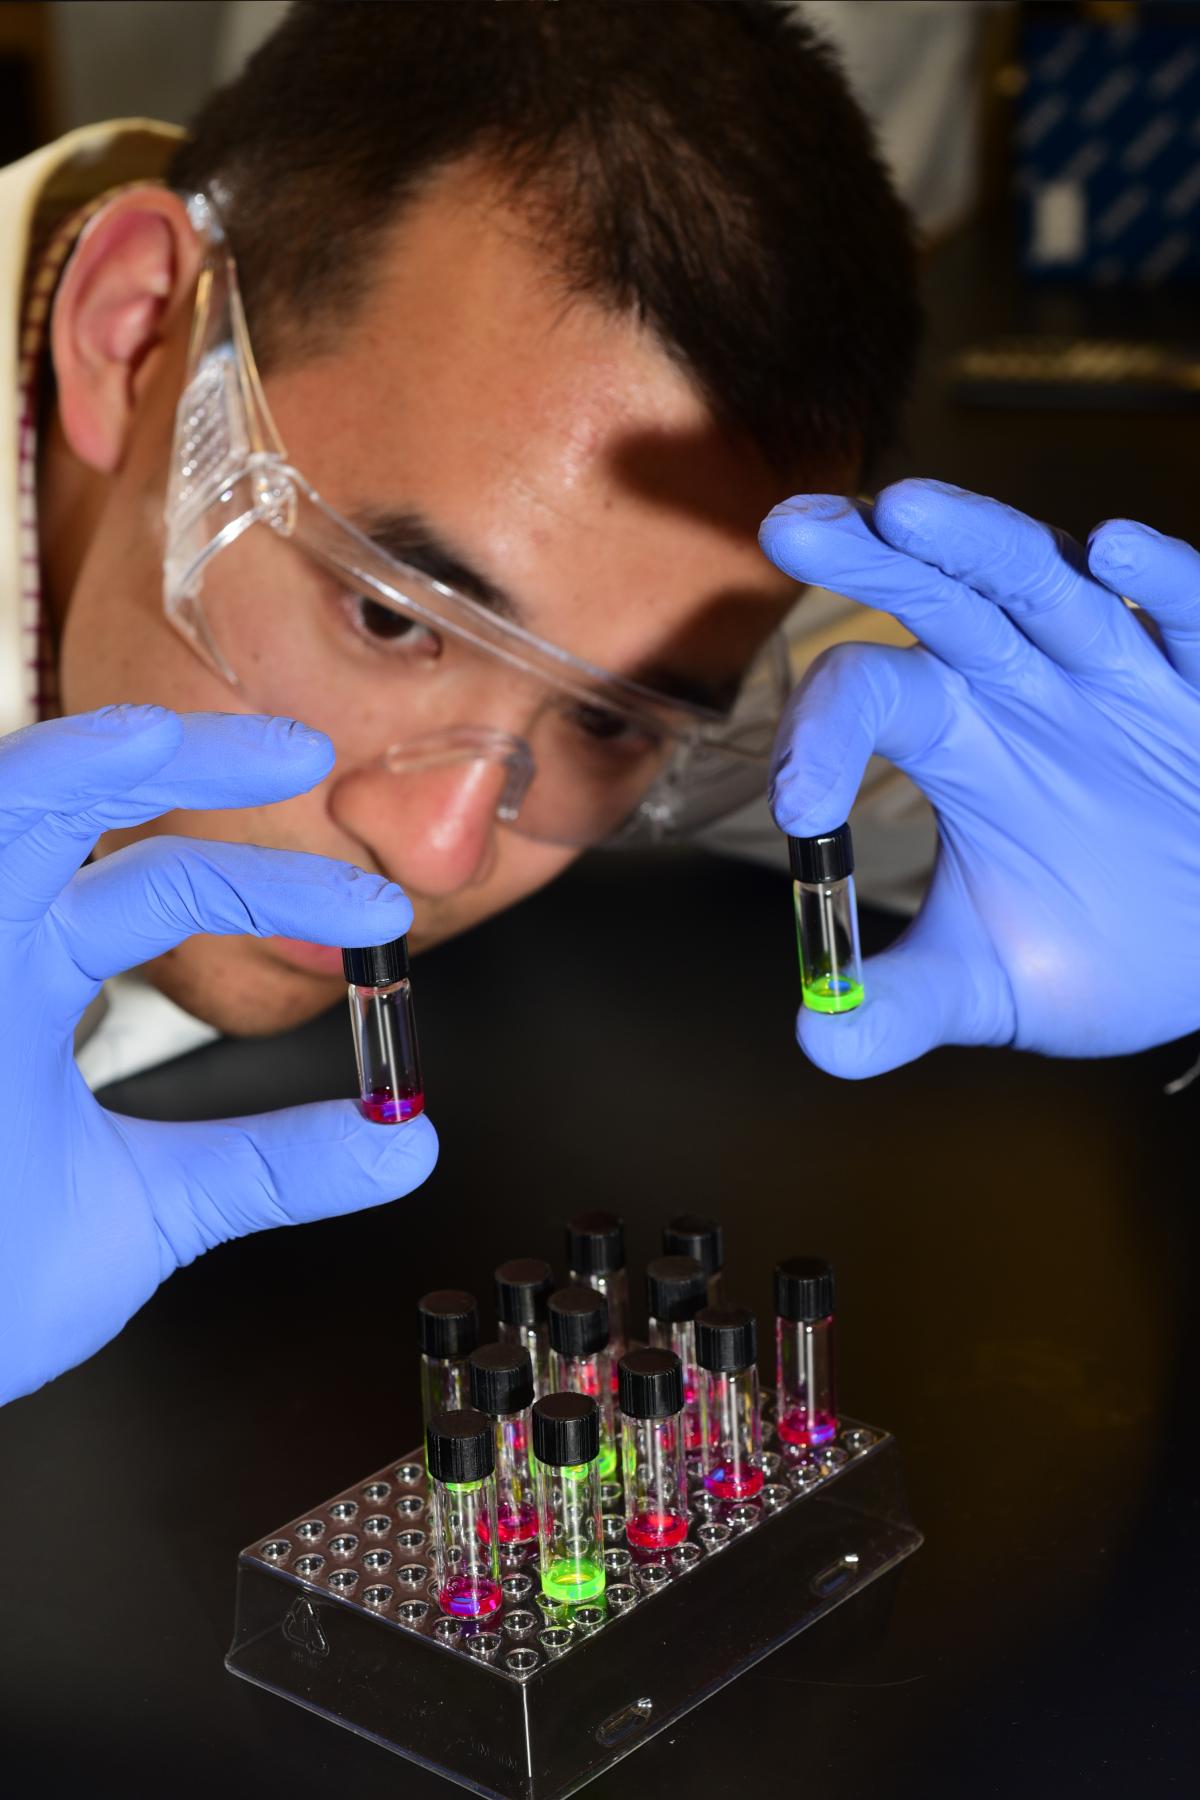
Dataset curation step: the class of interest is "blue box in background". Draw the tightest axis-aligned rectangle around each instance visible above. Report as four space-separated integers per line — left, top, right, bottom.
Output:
1017 14 1200 284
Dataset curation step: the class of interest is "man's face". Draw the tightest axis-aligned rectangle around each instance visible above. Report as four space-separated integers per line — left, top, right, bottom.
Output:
56 164 825 1034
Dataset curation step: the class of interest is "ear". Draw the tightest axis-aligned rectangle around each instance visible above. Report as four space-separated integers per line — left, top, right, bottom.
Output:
49 187 204 475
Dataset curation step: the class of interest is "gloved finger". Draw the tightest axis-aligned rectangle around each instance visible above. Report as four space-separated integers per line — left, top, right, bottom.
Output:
0 705 182 850
119 1105 440 1262
52 836 412 983
1 711 335 920
1087 518 1200 687
795 901 1016 1079
759 494 1029 679
770 642 958 836
874 479 1152 677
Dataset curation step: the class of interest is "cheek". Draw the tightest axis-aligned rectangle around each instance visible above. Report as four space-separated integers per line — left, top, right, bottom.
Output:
55 471 238 718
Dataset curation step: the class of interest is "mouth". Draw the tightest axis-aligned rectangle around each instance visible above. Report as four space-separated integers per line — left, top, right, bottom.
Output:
265 937 348 979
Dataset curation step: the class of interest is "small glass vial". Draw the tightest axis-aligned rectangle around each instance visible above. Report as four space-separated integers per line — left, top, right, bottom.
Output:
495 1258 554 1398
775 1256 837 1451
618 1348 689 1552
418 1290 479 1466
645 1255 708 1454
788 824 863 1014
663 1214 725 1307
566 1211 628 1367
547 1287 617 1480
426 1408 503 1617
342 938 424 1121
532 1393 606 1606
468 1343 537 1547
696 1306 764 1501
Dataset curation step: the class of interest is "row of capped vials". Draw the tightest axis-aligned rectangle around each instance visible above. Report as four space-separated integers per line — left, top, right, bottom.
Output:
417 1210 837 1620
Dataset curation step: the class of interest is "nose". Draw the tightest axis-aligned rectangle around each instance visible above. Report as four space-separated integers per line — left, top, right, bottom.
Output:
330 756 515 898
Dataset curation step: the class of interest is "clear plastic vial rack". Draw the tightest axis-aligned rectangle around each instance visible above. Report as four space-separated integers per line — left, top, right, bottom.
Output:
226 1413 921 1799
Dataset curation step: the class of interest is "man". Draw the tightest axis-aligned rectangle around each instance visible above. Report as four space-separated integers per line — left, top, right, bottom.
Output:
0 1 919 1403
4 3 1199 1408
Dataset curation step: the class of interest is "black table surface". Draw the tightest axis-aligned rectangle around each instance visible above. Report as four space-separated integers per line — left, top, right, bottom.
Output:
2 841 1198 1799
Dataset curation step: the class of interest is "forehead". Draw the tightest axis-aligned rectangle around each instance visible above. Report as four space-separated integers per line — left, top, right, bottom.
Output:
260 161 801 680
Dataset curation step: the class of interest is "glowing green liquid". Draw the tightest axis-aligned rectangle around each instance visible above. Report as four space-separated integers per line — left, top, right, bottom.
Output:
802 974 864 1014
598 1440 617 1480
541 1557 606 1604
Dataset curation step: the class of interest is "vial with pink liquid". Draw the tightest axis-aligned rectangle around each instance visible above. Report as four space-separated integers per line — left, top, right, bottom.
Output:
618 1348 689 1553
775 1256 837 1452
468 1342 538 1548
696 1305 764 1502
426 1409 503 1619
342 938 424 1123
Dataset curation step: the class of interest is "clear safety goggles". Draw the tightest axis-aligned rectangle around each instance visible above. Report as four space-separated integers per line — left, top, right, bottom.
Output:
163 192 790 849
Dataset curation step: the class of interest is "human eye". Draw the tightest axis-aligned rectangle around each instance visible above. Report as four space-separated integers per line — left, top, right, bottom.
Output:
339 591 442 657
563 699 662 760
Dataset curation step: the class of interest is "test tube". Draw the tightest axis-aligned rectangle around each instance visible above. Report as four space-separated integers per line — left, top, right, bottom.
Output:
696 1306 764 1501
788 825 863 1014
775 1256 837 1451
494 1258 554 1398
426 1408 503 1618
547 1286 617 1480
418 1290 479 1465
618 1348 689 1551
565 1211 628 1367
342 938 424 1122
468 1343 537 1548
532 1393 606 1606
645 1255 708 1453
662 1214 726 1307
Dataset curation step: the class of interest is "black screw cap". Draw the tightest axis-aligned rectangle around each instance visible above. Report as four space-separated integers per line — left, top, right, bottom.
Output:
663 1214 724 1277
565 1211 624 1276
342 938 410 986
695 1305 757 1373
495 1258 554 1328
426 1408 494 1484
788 824 854 885
417 1289 479 1359
645 1256 707 1325
618 1348 683 1420
532 1393 600 1468
469 1343 534 1416
547 1286 609 1359
774 1256 835 1323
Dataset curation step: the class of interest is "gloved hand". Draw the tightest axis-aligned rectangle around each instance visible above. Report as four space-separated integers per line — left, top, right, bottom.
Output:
0 706 439 1405
759 479 1200 1078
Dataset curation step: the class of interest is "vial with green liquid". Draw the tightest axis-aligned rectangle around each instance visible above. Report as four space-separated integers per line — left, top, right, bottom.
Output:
788 823 864 1013
532 1392 607 1608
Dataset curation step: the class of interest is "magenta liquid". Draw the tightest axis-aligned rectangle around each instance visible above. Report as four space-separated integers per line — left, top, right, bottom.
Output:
626 1508 689 1551
777 1406 837 1449
495 1499 538 1545
361 1085 424 1124
439 1574 503 1618
702 1459 765 1501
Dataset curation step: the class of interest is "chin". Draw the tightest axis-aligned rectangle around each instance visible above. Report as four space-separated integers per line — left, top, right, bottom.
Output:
141 938 343 1037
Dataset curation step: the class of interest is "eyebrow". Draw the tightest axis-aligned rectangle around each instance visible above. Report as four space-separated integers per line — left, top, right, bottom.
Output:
348 507 523 622
348 505 734 714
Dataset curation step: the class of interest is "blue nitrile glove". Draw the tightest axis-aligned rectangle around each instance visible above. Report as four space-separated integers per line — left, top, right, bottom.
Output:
759 480 1200 1079
0 706 439 1405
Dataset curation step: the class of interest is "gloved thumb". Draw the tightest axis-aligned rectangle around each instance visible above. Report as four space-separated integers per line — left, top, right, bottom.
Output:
116 1103 440 1268
795 877 1016 1079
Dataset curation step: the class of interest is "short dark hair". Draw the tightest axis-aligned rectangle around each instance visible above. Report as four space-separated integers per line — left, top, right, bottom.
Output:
170 0 921 476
